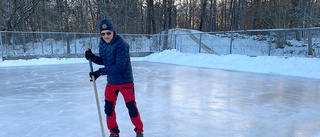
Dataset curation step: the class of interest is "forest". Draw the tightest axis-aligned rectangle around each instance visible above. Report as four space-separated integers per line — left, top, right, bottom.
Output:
0 0 319 34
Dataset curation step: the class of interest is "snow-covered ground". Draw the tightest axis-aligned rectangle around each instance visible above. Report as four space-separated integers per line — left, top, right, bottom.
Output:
1 49 319 80
170 28 320 57
2 28 320 57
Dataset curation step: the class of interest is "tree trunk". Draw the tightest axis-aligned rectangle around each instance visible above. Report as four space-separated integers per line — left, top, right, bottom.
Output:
308 0 314 55
209 0 213 31
162 0 167 31
211 0 217 31
147 0 155 34
163 0 172 50
199 0 207 31
140 0 144 33
64 0 70 53
188 0 192 29
168 0 173 29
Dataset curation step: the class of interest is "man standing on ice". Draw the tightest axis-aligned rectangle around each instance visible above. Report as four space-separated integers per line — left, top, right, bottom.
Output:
85 19 144 137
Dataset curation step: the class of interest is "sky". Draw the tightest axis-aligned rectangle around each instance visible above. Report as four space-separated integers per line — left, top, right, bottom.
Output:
1 49 319 80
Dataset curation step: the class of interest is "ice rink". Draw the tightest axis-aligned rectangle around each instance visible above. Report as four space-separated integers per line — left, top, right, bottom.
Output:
0 62 320 137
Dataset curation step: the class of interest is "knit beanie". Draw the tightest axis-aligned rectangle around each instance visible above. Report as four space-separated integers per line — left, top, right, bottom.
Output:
99 19 114 32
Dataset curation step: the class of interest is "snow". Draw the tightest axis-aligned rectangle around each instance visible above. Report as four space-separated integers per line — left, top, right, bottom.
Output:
167 28 320 57
0 58 87 67
133 50 320 79
3 28 320 58
1 49 319 79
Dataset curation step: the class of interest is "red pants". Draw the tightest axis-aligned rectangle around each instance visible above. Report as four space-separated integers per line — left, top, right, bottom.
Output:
104 83 143 135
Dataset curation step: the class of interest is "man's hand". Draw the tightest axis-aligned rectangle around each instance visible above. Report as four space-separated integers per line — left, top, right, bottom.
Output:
85 48 93 60
89 69 102 81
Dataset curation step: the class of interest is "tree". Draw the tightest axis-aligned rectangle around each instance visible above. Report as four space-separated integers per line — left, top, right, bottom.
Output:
199 0 208 31
1 0 320 34
0 0 40 31
163 0 173 50
209 0 217 31
290 0 302 41
147 0 156 34
307 0 314 55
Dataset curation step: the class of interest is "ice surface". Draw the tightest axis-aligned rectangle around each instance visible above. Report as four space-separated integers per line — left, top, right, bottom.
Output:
0 62 320 137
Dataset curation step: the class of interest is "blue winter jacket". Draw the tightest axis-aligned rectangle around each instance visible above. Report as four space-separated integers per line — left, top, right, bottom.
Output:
91 32 133 85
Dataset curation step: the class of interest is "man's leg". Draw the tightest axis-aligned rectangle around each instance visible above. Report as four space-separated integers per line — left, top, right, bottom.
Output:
105 83 120 135
119 83 144 133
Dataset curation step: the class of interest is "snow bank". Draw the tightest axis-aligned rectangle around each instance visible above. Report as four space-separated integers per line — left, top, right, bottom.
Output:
0 58 87 67
131 50 320 79
0 50 319 79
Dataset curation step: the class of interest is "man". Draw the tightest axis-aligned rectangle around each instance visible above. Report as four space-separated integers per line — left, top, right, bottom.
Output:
85 19 143 137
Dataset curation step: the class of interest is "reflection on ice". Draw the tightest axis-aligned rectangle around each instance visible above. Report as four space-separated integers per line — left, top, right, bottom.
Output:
0 62 320 137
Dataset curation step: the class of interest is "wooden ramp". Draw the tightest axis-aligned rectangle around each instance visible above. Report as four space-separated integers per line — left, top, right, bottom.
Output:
184 30 218 54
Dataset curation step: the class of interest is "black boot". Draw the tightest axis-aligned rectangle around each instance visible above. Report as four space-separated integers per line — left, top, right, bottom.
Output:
136 132 143 137
109 133 119 137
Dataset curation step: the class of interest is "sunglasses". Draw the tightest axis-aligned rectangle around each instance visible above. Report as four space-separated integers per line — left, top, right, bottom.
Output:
101 32 112 36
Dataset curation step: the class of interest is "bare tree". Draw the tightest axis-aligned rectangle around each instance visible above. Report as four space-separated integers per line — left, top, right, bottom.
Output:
199 0 207 31
0 0 320 35
0 0 40 31
147 0 156 34
307 0 314 55
163 0 173 50
209 0 217 31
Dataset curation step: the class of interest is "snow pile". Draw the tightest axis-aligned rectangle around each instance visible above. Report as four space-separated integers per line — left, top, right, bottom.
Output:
0 49 319 79
0 58 87 67
131 49 320 79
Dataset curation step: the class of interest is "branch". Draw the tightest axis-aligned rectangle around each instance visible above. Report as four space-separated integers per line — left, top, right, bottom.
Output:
12 0 41 28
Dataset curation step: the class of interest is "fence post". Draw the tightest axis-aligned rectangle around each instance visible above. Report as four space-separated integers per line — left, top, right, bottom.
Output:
89 36 92 49
199 33 202 53
158 34 161 52
268 31 272 56
5 32 8 56
0 32 2 57
41 32 44 55
74 33 77 54
308 29 313 56
154 35 156 52
50 33 53 55
230 32 234 54
51 39 53 55
129 35 132 52
130 35 133 51
174 34 177 49
62 33 65 54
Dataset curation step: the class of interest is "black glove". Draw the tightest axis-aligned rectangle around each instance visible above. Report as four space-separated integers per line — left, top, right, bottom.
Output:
85 48 93 60
89 69 102 81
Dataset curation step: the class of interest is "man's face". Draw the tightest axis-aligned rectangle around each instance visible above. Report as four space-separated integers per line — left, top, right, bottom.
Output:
101 30 114 43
